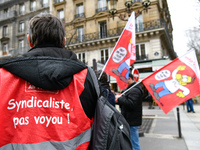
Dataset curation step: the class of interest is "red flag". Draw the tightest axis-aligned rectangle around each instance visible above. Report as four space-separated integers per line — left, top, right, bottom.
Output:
142 50 200 114
103 12 136 90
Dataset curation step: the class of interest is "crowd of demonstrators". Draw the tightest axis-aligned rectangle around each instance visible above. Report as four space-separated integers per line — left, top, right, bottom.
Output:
0 12 98 149
115 73 143 150
96 70 115 107
186 98 195 113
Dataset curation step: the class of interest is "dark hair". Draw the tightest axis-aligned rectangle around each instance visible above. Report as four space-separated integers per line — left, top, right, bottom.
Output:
28 12 65 48
129 73 133 80
96 70 108 83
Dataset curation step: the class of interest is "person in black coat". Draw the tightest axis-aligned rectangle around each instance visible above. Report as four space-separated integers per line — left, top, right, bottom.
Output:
116 73 143 150
96 70 115 107
0 12 98 149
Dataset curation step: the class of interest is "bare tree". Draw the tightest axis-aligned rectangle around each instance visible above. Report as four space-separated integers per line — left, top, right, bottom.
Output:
186 27 200 64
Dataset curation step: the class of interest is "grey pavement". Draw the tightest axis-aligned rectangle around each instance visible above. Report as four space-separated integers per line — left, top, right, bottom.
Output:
139 104 200 150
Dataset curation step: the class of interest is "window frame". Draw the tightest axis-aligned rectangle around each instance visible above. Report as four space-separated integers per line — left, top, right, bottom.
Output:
3 25 8 37
19 21 25 33
2 43 8 55
30 0 36 11
42 0 49 7
77 26 84 42
77 52 86 64
99 21 107 39
100 48 109 64
57 9 64 20
136 43 147 60
19 3 25 15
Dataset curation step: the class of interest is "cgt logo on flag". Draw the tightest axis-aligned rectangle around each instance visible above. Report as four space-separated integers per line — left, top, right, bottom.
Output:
142 50 200 114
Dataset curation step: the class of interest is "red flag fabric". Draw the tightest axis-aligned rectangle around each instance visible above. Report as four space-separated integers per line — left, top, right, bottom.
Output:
103 12 136 90
142 50 200 114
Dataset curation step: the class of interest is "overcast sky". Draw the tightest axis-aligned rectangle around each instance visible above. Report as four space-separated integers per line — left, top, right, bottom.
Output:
167 0 200 57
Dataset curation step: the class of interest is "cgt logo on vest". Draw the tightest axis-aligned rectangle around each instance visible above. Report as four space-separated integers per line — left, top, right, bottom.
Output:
25 81 59 93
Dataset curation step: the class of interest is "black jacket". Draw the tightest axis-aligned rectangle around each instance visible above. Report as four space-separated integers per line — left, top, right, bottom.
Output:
0 45 97 119
118 82 143 126
99 82 115 107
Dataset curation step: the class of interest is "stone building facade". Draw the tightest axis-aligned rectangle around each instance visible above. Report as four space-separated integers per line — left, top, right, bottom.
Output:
0 0 177 91
0 0 49 59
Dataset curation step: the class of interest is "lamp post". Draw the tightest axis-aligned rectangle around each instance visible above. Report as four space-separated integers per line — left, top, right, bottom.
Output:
107 0 151 20
107 0 118 19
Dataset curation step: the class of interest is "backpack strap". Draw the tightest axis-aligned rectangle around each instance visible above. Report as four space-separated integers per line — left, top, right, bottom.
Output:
87 66 100 97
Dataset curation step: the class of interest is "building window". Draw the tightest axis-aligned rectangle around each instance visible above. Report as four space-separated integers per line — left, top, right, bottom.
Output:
3 43 8 55
76 4 84 18
136 43 147 60
19 3 25 15
30 0 36 11
97 0 107 12
4 8 8 16
77 26 84 42
42 0 48 7
99 21 107 38
100 49 109 64
3 26 8 37
135 14 143 32
77 52 86 64
19 40 24 49
57 9 64 21
19 39 25 54
19 22 25 33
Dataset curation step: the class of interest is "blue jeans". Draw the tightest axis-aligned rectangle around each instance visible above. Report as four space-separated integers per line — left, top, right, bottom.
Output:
186 98 194 112
130 126 141 150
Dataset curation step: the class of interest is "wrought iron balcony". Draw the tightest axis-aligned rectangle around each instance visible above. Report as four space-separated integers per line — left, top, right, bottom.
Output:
66 19 172 47
66 26 124 45
54 0 65 4
133 0 141 3
0 10 17 21
0 0 12 4
96 7 108 13
74 13 85 19
136 54 148 60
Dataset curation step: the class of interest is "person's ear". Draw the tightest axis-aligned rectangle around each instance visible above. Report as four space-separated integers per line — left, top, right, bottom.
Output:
64 37 66 45
27 34 34 48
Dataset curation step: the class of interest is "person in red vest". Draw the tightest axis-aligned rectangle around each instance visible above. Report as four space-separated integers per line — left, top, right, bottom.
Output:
0 12 98 150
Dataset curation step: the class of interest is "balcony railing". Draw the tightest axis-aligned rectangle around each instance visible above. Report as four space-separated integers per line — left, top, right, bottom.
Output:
42 3 49 7
0 10 17 21
133 0 141 3
74 13 85 19
54 0 65 4
0 0 12 4
136 54 148 60
96 7 108 13
66 26 124 45
66 19 171 45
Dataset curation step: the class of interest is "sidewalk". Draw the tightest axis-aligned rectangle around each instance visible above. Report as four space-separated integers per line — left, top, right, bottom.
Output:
139 104 200 150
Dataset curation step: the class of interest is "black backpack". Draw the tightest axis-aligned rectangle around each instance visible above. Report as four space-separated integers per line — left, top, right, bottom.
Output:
88 67 132 150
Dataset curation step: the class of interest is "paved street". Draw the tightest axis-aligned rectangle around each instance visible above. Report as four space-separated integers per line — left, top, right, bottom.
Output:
139 104 200 150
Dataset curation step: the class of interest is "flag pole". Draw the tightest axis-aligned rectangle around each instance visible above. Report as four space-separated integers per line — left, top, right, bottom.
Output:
98 24 128 80
117 80 142 98
98 12 136 81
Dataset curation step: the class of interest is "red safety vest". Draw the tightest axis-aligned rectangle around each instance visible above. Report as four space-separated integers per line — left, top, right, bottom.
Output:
0 68 92 150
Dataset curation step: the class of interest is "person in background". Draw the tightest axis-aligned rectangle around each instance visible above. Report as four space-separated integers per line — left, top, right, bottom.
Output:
0 12 98 149
96 70 115 107
116 73 143 150
186 98 195 113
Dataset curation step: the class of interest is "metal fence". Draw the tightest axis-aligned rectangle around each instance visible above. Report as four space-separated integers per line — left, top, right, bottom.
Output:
66 19 170 45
